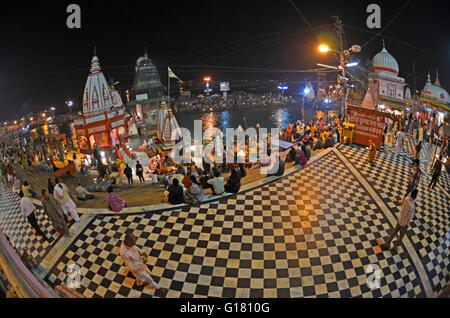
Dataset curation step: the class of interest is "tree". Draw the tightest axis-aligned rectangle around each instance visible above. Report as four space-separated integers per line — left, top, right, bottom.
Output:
347 58 372 101
58 121 74 148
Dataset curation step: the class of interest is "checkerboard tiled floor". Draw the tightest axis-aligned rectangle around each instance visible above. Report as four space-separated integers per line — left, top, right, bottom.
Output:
0 184 74 264
339 141 449 296
2 140 448 298
41 149 434 298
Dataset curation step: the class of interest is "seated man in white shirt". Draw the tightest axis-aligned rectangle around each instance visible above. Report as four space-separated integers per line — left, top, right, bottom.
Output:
207 169 225 195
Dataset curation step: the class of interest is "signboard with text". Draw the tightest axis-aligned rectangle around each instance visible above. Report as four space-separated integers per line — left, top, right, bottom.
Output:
346 105 387 149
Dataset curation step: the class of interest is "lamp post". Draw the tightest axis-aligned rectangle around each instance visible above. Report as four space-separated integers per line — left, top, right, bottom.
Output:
66 100 73 114
302 86 311 122
277 85 288 101
203 76 212 97
318 43 361 117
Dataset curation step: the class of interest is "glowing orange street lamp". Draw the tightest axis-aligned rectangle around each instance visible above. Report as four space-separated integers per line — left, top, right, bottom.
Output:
203 76 212 97
318 44 330 53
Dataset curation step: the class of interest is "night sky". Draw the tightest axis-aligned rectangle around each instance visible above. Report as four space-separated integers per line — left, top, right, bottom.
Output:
0 0 449 121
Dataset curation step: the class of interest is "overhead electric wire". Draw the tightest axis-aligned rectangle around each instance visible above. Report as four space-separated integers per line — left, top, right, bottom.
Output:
361 0 412 48
344 24 447 63
346 70 369 87
199 24 332 64
168 26 314 63
287 0 321 41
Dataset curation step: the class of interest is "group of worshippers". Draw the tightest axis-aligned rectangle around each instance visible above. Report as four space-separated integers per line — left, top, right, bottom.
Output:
280 117 341 151
164 164 246 205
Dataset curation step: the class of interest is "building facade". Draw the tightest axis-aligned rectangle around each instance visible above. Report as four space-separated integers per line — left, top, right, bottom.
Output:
367 43 406 114
73 55 128 154
127 51 164 132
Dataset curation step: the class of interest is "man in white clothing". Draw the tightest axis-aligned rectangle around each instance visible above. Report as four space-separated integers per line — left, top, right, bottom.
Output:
395 129 405 156
19 190 47 240
54 183 80 222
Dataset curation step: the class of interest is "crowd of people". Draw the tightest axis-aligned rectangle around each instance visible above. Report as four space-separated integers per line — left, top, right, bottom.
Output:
177 93 296 113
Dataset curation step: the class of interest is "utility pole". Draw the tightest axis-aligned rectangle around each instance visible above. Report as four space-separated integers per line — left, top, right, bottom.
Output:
333 16 348 117
412 60 417 94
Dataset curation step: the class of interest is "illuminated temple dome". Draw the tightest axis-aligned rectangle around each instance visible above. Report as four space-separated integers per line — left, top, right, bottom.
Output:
421 71 450 111
82 54 117 115
372 43 399 77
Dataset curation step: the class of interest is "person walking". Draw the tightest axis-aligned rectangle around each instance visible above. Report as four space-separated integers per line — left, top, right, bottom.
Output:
395 129 405 157
41 189 68 237
53 183 80 222
418 124 424 144
383 189 418 251
1 161 7 186
48 178 55 195
428 155 443 190
135 161 145 184
368 140 377 164
120 233 162 290
413 141 422 161
124 164 133 185
411 118 418 141
401 159 421 201
19 190 48 240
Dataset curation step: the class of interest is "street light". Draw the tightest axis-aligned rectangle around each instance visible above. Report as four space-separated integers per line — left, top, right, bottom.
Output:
203 76 212 97
66 100 73 114
277 85 288 100
318 43 361 116
302 84 312 122
318 44 330 53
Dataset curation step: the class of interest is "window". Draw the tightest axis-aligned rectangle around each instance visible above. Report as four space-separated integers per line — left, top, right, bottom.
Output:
387 84 396 97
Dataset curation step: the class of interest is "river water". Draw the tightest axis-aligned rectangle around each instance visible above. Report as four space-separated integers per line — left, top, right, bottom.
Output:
176 104 321 134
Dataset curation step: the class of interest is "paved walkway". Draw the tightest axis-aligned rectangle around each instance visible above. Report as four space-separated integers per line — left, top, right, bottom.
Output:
0 138 448 298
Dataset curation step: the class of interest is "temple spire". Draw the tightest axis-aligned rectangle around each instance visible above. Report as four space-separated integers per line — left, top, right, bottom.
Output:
94 46 97 56
382 38 385 49
435 69 441 87
144 47 149 58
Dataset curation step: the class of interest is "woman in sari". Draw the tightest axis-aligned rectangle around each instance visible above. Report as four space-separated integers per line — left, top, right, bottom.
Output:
120 233 161 290
107 187 128 213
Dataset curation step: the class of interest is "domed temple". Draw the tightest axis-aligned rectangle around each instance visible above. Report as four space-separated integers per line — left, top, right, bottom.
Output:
127 50 164 133
367 41 407 114
421 71 450 113
73 53 128 155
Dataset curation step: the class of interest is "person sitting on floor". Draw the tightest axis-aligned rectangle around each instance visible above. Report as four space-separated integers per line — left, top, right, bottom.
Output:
75 181 95 201
186 176 205 204
207 169 225 195
107 187 127 213
225 168 241 194
166 178 185 205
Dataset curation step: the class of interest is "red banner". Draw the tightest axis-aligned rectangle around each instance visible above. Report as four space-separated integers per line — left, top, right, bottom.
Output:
347 105 387 149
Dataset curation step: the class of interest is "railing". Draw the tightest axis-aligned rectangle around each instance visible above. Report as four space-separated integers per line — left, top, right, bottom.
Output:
0 229 54 298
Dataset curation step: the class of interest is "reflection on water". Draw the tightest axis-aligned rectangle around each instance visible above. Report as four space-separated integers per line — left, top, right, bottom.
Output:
177 104 315 134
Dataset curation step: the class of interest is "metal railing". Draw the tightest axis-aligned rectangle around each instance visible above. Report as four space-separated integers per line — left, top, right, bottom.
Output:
0 229 54 298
